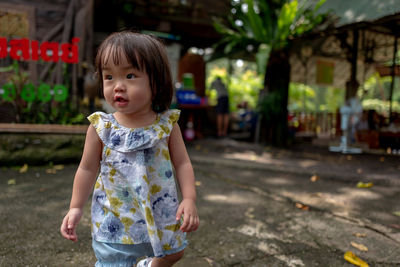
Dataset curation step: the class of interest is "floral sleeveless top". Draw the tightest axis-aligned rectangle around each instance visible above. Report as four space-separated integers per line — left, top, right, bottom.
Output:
88 109 187 257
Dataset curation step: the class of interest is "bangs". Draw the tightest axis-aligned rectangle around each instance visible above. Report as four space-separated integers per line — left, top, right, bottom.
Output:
99 41 145 72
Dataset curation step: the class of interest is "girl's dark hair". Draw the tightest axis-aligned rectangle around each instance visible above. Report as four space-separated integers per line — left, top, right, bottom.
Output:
95 31 173 112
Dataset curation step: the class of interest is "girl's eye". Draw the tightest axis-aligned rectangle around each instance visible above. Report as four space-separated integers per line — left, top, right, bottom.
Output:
127 73 135 79
105 74 112 80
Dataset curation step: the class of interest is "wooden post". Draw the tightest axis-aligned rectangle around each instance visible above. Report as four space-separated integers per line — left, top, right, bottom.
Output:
389 35 397 122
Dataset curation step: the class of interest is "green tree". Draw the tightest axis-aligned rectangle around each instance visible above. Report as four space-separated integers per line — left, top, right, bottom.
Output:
213 0 327 146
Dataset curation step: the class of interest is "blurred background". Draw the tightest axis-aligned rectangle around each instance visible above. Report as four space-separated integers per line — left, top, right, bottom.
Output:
0 0 400 152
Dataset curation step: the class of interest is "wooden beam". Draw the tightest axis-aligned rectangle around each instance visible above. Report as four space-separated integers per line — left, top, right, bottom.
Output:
0 123 88 134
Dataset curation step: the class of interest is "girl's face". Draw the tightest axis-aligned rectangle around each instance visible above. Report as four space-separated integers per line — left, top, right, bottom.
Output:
101 51 153 116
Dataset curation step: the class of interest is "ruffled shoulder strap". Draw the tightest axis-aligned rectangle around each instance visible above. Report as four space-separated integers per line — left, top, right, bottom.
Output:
87 110 180 152
87 111 116 144
154 109 181 137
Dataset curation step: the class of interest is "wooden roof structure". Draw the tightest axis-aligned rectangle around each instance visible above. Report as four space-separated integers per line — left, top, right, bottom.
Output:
93 0 230 49
290 0 400 116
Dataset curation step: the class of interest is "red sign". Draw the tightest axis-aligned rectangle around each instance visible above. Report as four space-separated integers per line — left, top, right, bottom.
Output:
0 37 79 63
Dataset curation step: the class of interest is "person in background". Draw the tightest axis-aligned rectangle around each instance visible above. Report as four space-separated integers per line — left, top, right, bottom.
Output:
211 76 230 138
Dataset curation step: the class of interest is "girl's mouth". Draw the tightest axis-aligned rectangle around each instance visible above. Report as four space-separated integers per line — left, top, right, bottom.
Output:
114 95 128 105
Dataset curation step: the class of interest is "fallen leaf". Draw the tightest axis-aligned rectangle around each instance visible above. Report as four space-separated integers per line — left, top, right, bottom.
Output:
53 164 64 170
204 257 214 265
46 169 57 174
344 251 369 267
195 181 202 186
195 145 201 151
295 203 310 211
357 168 363 174
357 182 373 188
38 188 47 192
7 179 16 185
380 157 385 162
347 155 352 161
353 233 367 238
249 155 257 161
19 164 28 173
351 241 368 252
392 211 400 217
310 175 320 182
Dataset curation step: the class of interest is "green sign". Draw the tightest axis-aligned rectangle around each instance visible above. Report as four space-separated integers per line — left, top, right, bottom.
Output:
0 83 68 102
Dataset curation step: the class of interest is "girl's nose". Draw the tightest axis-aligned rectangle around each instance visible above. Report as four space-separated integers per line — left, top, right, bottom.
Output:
114 82 126 92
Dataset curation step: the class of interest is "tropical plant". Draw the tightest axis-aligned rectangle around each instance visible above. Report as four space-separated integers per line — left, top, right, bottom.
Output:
213 0 328 146
206 65 263 112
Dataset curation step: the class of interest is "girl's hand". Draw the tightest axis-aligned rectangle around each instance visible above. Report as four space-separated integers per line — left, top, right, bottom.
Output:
60 208 83 242
176 199 199 233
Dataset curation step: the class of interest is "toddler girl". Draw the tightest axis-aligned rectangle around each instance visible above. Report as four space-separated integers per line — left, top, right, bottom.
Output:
60 31 199 267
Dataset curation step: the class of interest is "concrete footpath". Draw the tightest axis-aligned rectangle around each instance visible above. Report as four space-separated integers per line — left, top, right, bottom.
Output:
0 137 399 266
175 138 400 266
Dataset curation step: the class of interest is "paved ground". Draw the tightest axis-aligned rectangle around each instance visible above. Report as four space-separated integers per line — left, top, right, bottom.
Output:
0 138 399 266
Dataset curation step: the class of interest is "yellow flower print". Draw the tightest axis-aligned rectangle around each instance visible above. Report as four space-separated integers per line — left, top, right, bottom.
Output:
164 224 180 232
162 149 170 161
122 236 133 244
105 121 112 128
121 217 134 232
163 244 172 251
110 196 123 211
105 148 111 157
160 125 170 134
150 184 161 195
148 228 155 236
95 180 101 189
89 113 100 125
157 229 164 241
130 208 136 214
145 207 155 226
133 199 140 209
177 236 182 246
169 112 179 124
142 175 149 185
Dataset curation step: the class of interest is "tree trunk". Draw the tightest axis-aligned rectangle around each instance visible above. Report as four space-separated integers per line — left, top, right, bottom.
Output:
259 48 290 147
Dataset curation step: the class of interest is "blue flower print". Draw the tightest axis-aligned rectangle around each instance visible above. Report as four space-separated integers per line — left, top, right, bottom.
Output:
158 162 174 180
116 186 134 203
110 133 121 147
127 131 150 149
165 169 173 178
92 191 106 216
151 191 178 221
98 215 124 242
144 148 155 164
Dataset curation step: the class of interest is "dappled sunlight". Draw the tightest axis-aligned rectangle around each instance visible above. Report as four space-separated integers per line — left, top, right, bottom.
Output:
262 176 294 186
298 159 318 168
203 193 251 204
337 187 382 200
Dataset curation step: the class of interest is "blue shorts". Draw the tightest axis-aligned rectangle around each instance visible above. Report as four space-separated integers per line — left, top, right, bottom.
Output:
92 239 154 267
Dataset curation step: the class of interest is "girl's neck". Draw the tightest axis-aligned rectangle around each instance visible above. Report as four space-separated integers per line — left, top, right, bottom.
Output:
113 109 157 129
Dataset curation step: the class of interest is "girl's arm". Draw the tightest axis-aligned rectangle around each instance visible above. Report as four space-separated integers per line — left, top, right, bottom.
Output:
169 123 199 232
60 125 102 241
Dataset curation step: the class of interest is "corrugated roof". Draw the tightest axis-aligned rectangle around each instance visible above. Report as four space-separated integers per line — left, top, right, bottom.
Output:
317 0 400 27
